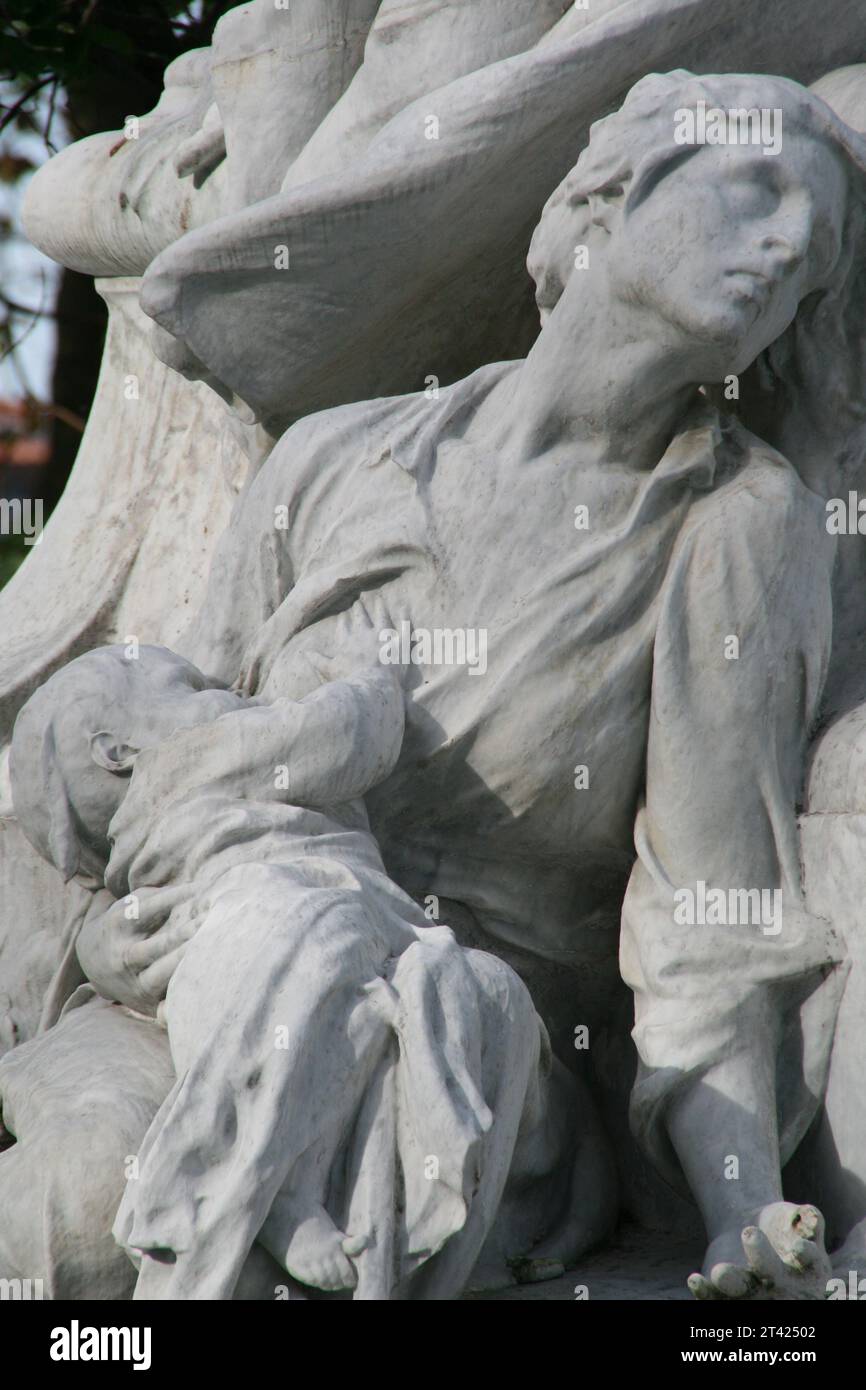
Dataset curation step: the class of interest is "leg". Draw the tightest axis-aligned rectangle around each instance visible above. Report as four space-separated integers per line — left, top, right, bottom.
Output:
0 990 174 1298
621 454 840 1299
795 733 866 1265
124 871 401 1298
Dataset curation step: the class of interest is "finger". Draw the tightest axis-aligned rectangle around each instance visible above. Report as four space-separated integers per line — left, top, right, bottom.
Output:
138 945 190 1003
130 883 196 918
85 887 117 917
792 1205 823 1245
342 1233 369 1258
174 127 226 179
709 1262 757 1299
790 1238 820 1269
106 886 193 940
742 1226 786 1287
127 918 197 971
687 1272 718 1300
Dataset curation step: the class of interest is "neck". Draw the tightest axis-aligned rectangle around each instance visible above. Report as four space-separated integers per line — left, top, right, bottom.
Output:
487 258 703 469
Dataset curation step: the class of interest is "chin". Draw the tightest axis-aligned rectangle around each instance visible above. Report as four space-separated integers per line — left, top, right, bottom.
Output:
695 309 764 375
652 294 738 362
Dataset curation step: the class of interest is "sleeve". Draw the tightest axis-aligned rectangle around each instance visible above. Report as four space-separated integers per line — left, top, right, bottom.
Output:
163 664 405 809
266 665 405 805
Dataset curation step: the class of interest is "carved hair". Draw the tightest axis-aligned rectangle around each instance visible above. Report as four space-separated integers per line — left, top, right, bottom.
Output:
528 68 866 326
528 69 866 489
7 645 184 881
9 648 136 880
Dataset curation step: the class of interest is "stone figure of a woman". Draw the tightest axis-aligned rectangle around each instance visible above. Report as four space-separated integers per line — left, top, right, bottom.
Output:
5 69 866 1301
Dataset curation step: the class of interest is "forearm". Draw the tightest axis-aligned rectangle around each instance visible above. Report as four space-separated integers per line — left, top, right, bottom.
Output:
276 666 405 804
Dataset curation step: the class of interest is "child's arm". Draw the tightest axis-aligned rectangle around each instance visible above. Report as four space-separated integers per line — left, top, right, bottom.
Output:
267 664 405 805
149 663 405 809
76 883 199 1015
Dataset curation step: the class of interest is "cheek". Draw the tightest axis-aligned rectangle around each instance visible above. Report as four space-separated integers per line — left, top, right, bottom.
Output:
750 281 804 351
609 238 678 308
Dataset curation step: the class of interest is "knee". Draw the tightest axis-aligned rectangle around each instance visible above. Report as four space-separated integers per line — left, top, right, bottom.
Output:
0 1119 138 1297
464 947 541 1044
0 1003 172 1298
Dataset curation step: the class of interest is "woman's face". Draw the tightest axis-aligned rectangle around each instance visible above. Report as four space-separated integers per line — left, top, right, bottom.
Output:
604 132 848 377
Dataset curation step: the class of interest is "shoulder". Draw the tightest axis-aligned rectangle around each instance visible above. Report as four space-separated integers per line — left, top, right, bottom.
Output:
719 415 824 518
252 393 425 504
252 360 519 504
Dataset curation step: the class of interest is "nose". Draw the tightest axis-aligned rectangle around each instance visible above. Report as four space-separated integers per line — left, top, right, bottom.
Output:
760 199 814 274
759 232 807 272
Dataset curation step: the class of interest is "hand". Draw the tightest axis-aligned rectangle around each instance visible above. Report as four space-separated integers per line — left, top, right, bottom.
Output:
76 883 199 1015
297 602 394 684
174 101 226 183
688 1203 832 1301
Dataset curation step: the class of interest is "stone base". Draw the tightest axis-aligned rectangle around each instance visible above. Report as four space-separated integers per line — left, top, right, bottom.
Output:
465 1225 699 1301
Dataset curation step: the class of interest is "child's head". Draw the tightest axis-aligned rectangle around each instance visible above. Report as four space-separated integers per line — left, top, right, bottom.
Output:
10 644 242 881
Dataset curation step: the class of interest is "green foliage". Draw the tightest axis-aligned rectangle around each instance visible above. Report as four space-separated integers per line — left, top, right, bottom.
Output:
0 1 238 592
0 534 26 589
0 2 236 143
0 1 228 87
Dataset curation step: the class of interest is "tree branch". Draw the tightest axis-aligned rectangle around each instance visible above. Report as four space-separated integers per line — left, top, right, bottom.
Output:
0 77 52 138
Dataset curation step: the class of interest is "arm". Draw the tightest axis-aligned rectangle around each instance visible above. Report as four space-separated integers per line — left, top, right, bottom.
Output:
226 664 405 806
147 662 405 810
269 664 405 805
76 883 199 1014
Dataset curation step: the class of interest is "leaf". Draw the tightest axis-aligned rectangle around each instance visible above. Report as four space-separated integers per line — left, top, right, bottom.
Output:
87 24 135 56
0 154 35 183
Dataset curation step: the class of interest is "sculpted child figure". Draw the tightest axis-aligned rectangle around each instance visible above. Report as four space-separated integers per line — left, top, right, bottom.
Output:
7 641 592 1300
5 69 866 1302
172 71 866 1297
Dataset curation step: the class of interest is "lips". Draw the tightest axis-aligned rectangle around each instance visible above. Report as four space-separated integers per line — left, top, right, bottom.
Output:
724 268 775 305
726 268 772 284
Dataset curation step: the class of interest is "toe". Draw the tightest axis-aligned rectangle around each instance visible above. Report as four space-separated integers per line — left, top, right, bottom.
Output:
688 1272 716 1300
342 1232 369 1258
710 1262 756 1299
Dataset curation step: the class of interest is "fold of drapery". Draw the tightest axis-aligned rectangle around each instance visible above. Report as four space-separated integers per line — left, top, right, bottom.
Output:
112 866 550 1300
620 448 849 1191
140 0 866 429
102 678 565 1300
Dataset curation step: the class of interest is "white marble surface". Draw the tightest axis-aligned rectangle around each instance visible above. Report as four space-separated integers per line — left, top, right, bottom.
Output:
3 4 866 1303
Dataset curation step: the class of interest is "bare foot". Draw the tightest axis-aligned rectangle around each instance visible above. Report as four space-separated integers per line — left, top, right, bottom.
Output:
688 1202 831 1301
261 1199 366 1292
507 1255 566 1285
